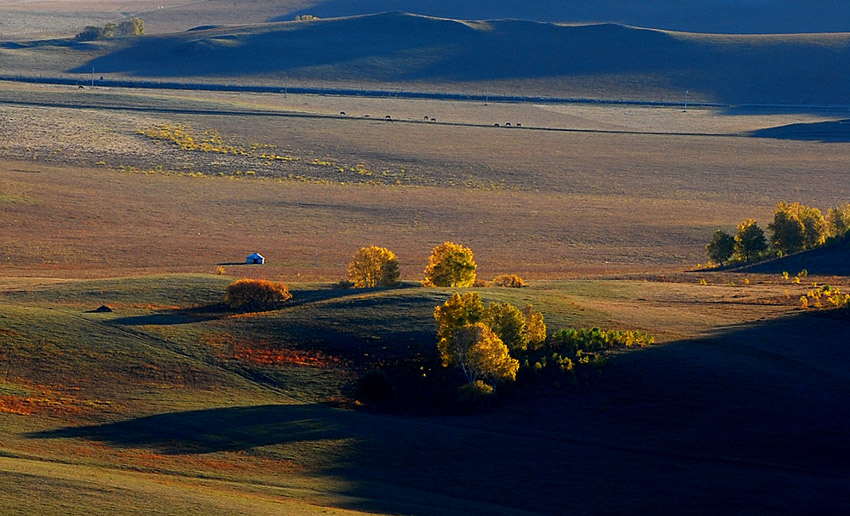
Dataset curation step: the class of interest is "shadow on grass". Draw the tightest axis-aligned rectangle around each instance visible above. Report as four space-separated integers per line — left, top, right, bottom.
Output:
107 284 428 327
750 119 850 142
22 309 850 515
26 403 345 454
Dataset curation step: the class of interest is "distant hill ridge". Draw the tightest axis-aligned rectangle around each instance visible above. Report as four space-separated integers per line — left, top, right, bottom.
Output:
20 12 850 104
278 0 850 34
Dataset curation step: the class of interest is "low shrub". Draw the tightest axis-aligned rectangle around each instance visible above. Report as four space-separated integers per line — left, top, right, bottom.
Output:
493 274 527 288
334 279 354 289
456 380 495 409
225 279 292 311
354 370 395 408
549 327 654 354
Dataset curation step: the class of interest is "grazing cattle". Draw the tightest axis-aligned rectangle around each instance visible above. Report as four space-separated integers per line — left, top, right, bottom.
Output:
431 118 436 122
516 123 523 127
364 114 370 118
340 111 346 115
505 122 511 127
494 123 500 127
424 115 430 120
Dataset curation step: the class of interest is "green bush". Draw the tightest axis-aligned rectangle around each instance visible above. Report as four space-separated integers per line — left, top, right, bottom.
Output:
549 327 654 354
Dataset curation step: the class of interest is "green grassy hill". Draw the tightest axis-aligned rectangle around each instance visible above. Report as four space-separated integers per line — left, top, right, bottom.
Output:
1 274 849 514
4 12 850 104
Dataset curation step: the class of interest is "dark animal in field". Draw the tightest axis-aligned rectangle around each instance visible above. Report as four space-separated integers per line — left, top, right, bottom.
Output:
340 111 346 115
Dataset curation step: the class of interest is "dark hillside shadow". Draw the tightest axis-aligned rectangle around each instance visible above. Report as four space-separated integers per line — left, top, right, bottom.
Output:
751 119 850 142
108 303 230 326
69 15 682 81
62 12 850 105
25 309 850 515
27 404 345 454
731 240 850 275
270 0 850 34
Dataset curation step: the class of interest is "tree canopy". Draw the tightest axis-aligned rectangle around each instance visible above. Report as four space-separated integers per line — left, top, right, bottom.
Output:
706 229 735 266
439 323 519 384
422 241 477 287
768 202 825 255
348 246 400 288
734 219 768 262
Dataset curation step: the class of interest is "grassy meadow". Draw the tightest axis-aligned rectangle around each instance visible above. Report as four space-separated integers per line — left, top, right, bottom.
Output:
0 23 849 514
1 271 847 515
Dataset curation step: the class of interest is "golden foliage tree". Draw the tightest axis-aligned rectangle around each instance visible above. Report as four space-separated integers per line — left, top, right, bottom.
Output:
483 302 527 353
422 241 477 287
225 279 292 311
348 246 400 288
434 292 484 344
826 204 850 238
439 323 519 384
435 293 546 354
768 202 826 254
522 305 547 350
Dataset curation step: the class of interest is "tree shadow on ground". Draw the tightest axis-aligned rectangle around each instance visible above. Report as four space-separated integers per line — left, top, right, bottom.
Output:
107 284 425 326
26 403 346 454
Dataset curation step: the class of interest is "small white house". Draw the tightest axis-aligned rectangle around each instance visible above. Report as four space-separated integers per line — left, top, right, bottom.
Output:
246 253 264 265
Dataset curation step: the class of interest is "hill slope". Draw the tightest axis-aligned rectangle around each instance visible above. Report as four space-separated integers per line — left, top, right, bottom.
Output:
3 0 850 38
278 0 850 34
4 12 848 104
1 275 848 515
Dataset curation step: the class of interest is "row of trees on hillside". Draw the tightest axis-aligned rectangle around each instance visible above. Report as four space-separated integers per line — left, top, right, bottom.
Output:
347 241 523 289
706 201 850 266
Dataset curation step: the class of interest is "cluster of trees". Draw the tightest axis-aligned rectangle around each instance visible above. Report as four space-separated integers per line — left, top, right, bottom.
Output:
76 18 145 41
706 201 850 266
431 292 657 403
434 293 546 390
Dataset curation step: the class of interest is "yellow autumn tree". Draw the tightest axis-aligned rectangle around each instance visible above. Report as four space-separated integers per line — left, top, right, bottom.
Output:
422 241 477 287
348 246 400 288
439 323 519 384
435 293 546 354
522 305 547 350
435 292 485 344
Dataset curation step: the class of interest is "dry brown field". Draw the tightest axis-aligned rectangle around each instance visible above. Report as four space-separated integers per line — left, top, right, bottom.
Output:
1 82 849 280
0 0 311 38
